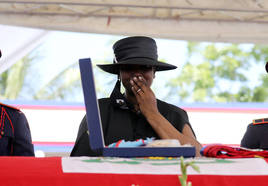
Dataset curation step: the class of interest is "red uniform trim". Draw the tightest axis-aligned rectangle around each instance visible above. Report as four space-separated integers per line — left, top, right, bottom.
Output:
0 107 3 129
1 107 5 132
3 108 14 133
0 107 15 155
253 118 268 125
0 102 20 111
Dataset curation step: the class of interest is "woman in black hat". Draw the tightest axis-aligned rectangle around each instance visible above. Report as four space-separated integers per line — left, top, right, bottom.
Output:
71 36 202 156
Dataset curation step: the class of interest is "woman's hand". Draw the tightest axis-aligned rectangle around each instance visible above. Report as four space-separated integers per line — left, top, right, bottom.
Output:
130 76 159 117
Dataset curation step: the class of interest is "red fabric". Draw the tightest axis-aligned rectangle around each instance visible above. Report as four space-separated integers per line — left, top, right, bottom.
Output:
0 157 267 186
201 144 268 158
0 157 64 185
189 175 268 186
64 174 268 186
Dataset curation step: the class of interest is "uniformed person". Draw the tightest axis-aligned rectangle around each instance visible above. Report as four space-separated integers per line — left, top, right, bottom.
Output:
240 62 268 150
0 50 34 156
241 118 268 150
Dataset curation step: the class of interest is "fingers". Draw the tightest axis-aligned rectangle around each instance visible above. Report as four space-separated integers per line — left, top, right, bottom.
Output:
132 76 146 89
130 81 143 96
131 87 141 97
134 76 147 89
130 76 146 95
136 88 142 93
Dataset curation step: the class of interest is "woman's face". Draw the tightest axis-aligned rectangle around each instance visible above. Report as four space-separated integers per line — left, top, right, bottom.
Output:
119 64 155 95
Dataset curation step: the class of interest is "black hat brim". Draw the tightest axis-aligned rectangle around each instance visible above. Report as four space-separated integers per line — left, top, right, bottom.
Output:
97 58 177 74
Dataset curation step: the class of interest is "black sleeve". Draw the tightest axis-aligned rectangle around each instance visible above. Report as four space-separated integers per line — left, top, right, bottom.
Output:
259 126 268 150
158 101 196 137
241 124 268 150
70 116 102 156
180 109 196 137
240 124 259 149
13 111 35 156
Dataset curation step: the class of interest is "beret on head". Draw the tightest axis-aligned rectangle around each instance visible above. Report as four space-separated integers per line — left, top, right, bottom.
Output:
97 36 177 74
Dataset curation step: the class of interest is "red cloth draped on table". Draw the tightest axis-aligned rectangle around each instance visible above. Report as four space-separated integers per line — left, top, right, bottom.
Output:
201 144 268 158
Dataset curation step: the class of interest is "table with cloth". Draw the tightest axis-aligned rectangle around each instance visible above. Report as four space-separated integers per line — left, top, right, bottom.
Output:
1 155 268 186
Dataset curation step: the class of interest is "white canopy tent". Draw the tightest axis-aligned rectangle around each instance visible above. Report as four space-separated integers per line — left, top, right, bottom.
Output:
1 0 268 72
0 25 49 73
0 0 268 44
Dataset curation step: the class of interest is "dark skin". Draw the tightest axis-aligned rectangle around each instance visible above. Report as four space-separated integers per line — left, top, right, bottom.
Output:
119 64 202 156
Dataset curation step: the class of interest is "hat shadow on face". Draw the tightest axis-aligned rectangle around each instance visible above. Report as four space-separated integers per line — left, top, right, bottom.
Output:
97 36 177 74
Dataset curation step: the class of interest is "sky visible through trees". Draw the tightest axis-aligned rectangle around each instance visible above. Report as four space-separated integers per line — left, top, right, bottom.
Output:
1 31 268 104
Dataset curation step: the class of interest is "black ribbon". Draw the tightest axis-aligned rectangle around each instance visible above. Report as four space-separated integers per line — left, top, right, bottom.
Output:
110 79 134 110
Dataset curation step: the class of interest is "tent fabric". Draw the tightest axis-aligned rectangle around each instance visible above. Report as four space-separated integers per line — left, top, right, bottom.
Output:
0 25 50 73
0 0 268 44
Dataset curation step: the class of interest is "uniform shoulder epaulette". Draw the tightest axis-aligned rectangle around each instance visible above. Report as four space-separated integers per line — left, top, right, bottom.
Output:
253 118 268 125
0 102 20 111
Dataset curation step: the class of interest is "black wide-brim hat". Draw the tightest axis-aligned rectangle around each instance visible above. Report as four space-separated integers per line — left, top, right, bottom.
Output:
97 36 177 74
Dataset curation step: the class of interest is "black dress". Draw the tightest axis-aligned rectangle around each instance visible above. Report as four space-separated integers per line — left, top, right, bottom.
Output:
70 97 195 156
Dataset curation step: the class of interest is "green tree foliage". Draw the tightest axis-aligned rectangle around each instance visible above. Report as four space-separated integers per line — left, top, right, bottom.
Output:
166 43 268 102
34 60 115 101
2 42 268 103
0 54 115 102
34 62 81 100
0 55 32 100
